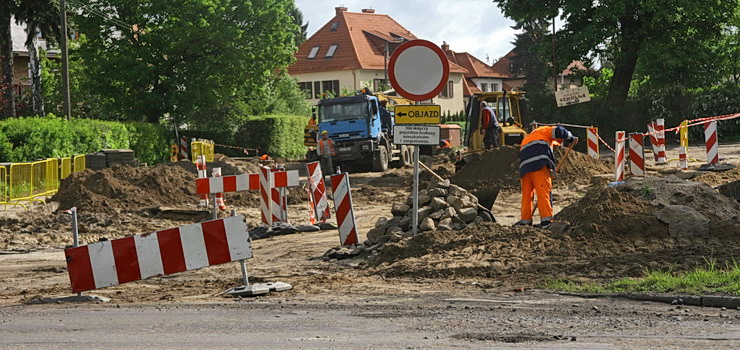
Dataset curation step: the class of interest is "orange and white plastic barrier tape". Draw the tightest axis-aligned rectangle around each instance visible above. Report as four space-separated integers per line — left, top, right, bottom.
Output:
586 127 599 159
704 121 719 164
615 131 626 181
330 172 359 246
306 161 331 222
196 155 209 206
213 167 226 211
64 216 251 293
629 133 645 176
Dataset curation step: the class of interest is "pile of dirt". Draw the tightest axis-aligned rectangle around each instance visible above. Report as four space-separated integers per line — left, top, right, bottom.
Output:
50 163 259 214
693 167 740 187
450 146 610 192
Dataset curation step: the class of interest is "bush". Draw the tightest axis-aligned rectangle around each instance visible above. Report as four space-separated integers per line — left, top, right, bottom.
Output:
0 116 169 164
234 114 307 159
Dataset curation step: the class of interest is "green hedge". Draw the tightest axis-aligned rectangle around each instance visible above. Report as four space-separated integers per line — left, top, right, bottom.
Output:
0 116 169 164
234 114 306 159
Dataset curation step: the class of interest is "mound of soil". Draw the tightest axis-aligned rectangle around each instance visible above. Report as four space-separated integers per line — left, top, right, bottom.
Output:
50 163 259 214
693 167 740 187
450 146 611 192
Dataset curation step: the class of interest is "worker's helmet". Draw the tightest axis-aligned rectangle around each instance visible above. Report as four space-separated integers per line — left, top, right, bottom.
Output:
321 130 328 135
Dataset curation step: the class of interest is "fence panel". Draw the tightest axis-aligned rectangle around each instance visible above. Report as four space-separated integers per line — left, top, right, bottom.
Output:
73 154 86 173
45 158 59 195
31 161 46 198
9 163 33 203
61 157 72 179
191 140 215 163
0 166 7 206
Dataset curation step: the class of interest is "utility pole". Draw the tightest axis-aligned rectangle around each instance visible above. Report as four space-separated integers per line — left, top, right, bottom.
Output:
551 15 557 92
60 0 72 119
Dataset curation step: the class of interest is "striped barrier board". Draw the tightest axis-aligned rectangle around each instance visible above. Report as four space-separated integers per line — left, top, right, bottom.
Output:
704 121 719 164
213 167 226 211
179 136 189 161
629 133 645 176
656 118 666 164
195 171 298 195
306 161 331 222
586 127 599 159
679 147 688 170
330 172 359 246
615 131 626 181
64 215 251 293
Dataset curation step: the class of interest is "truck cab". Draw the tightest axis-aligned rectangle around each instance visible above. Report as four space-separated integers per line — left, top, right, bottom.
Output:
317 93 411 171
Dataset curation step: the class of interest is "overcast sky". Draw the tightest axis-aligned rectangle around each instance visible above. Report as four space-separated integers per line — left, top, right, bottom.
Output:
295 0 518 65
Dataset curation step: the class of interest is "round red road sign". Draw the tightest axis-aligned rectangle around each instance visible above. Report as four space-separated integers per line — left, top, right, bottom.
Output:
388 39 450 101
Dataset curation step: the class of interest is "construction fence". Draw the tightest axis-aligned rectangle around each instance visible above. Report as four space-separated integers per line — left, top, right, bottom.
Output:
191 139 215 163
1 155 87 209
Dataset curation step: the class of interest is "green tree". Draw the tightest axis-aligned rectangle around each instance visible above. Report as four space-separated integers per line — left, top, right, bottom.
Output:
72 0 298 127
493 0 738 105
0 0 17 118
289 4 308 46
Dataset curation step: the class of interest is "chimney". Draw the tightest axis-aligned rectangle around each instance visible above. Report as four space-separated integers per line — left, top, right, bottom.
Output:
441 41 450 52
361 8 375 13
336 6 348 15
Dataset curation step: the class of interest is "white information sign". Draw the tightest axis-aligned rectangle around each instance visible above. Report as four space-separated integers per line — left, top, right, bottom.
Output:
555 86 591 107
393 125 441 145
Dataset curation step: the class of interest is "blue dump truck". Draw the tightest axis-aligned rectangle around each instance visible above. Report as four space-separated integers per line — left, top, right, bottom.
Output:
315 92 412 172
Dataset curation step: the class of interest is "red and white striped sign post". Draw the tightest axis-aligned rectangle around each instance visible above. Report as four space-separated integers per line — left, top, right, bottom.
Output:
629 133 645 176
679 147 688 170
615 131 626 181
306 161 331 222
330 172 359 246
179 136 189 160
586 127 599 159
270 167 289 224
656 119 667 164
196 156 209 207
213 167 226 211
704 121 719 164
64 215 251 293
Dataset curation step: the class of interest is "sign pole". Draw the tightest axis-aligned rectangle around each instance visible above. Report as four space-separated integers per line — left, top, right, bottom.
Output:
412 145 420 235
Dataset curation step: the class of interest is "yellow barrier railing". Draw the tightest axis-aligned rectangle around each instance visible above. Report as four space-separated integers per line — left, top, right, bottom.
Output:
0 166 7 208
61 157 72 179
9 162 34 206
73 154 86 173
191 139 215 163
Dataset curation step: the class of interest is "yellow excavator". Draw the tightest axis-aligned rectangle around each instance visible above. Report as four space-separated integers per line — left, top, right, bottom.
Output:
464 90 529 151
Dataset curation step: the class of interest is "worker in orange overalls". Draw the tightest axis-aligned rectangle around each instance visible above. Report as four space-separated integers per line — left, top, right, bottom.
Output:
318 130 336 176
515 125 577 227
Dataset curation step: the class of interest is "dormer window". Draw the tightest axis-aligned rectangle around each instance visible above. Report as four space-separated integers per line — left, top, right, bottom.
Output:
308 46 320 59
325 44 338 58
330 22 339 31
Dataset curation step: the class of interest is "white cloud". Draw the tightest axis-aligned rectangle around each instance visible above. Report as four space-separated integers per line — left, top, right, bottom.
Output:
295 0 518 62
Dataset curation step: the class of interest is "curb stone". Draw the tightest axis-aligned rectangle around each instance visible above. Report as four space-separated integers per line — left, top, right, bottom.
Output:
555 291 740 309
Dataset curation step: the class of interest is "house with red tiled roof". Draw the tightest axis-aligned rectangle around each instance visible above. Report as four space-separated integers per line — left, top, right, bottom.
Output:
440 41 508 97
491 49 588 90
288 7 468 114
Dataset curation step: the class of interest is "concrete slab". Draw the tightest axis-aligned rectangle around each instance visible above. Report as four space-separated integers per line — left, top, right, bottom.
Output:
26 294 111 304
224 285 270 297
264 282 292 292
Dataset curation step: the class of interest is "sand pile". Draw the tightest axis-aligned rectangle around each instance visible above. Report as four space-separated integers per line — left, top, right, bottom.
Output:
450 146 610 192
693 167 740 187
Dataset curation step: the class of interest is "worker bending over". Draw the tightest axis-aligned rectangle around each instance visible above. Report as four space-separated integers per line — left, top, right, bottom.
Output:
515 125 577 227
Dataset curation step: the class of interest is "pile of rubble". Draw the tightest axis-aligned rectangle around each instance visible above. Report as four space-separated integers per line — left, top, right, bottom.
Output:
365 179 490 246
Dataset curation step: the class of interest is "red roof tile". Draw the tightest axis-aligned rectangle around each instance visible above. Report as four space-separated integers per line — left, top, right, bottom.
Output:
288 9 466 75
443 44 507 79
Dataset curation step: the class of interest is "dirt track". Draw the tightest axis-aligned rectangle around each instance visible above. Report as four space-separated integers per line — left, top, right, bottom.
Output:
1 145 739 347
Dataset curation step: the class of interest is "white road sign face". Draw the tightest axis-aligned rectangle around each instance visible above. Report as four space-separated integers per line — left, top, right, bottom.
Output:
393 125 441 145
388 40 450 101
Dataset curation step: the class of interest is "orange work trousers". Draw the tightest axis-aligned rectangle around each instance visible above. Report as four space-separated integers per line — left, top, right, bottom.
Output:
520 165 553 224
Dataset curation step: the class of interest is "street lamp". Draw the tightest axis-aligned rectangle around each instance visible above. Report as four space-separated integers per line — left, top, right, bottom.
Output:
383 38 405 91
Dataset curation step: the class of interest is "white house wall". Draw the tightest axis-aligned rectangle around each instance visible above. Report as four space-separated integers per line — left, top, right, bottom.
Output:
471 77 504 92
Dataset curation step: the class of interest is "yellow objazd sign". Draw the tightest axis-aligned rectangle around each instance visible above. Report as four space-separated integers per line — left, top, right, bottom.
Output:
394 105 441 124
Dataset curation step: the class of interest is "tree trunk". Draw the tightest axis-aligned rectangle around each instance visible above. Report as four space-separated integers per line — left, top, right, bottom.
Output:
0 10 16 118
606 14 643 106
28 25 44 116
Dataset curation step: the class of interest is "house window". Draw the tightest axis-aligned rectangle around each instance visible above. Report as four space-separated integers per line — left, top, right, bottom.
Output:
325 44 338 58
308 46 320 59
330 22 339 31
298 82 312 99
481 83 488 92
313 81 321 99
492 83 499 91
321 80 340 98
373 79 387 92
438 80 454 99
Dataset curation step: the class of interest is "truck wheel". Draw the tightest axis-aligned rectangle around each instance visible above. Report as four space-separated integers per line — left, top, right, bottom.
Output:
401 145 412 167
372 145 389 172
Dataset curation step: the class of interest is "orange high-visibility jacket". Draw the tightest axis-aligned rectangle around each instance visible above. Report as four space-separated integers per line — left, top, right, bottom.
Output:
318 139 335 157
519 126 573 177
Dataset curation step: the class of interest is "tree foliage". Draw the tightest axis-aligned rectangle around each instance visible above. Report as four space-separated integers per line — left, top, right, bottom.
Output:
71 0 299 127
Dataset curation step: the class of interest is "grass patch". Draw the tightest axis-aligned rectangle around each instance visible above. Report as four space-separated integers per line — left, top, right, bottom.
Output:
543 259 740 296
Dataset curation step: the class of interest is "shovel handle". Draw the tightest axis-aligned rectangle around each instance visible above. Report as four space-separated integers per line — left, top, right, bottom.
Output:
555 138 578 174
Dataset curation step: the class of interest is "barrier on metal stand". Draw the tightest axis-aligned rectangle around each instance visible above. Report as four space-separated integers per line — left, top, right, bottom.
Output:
330 172 359 246
586 127 599 159
45 158 59 195
305 161 331 222
0 166 6 208
64 215 252 293
270 167 288 224
679 147 688 170
61 158 72 179
213 167 226 211
196 155 209 207
679 120 689 149
73 155 86 173
655 119 666 164
647 122 660 162
704 121 719 164
615 131 626 182
629 133 645 176
259 166 272 226
179 135 189 161
191 139 215 163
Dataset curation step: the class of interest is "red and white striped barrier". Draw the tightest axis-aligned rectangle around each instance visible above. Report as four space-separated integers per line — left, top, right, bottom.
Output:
64 215 251 293
213 168 226 211
259 166 272 226
704 121 719 164
196 174 260 194
586 127 599 159
306 161 331 222
330 173 359 246
629 133 645 176
179 136 189 160
656 119 666 164
679 147 688 170
196 156 209 206
615 131 626 181
647 122 660 161
270 168 288 224
306 185 316 225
